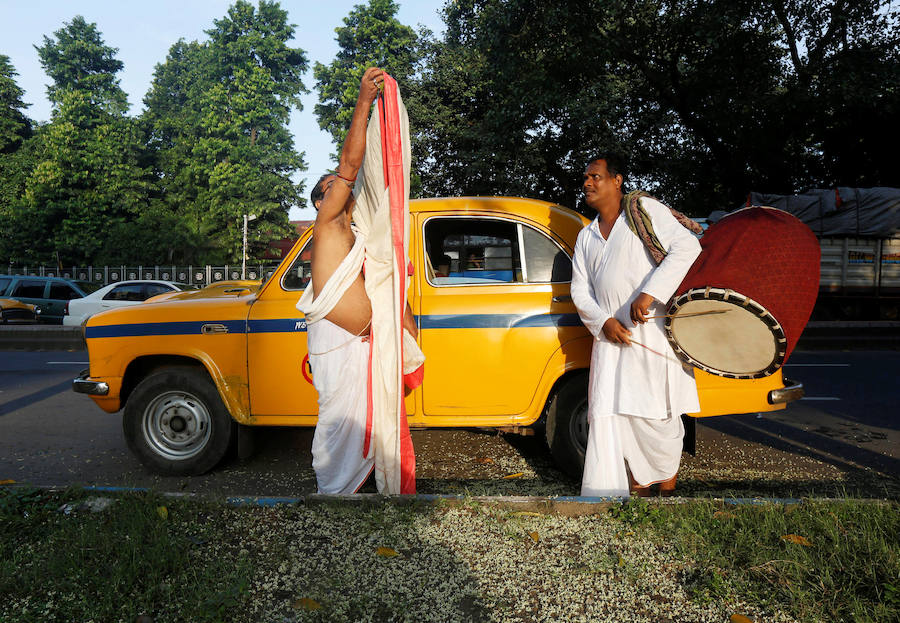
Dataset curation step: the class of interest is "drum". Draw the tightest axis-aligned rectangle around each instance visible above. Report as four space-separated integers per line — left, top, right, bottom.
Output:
664 207 820 379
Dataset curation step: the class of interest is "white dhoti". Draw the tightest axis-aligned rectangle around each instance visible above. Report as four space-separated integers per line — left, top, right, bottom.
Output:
307 318 373 494
581 413 684 497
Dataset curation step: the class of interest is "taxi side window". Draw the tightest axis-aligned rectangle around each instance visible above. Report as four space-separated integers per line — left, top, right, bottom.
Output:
283 238 313 291
425 217 521 285
522 226 572 283
0 278 10 294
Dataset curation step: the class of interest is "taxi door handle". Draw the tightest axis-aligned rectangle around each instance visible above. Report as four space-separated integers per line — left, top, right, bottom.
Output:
552 295 572 303
201 323 228 335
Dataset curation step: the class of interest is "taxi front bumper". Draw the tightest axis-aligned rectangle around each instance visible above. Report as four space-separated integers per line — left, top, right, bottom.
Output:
768 378 804 404
72 369 109 396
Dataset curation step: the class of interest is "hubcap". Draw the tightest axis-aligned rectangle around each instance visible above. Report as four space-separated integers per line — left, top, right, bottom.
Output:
568 398 590 455
142 391 211 460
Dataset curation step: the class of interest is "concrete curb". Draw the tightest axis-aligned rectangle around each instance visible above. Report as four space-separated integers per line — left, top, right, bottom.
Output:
8 483 893 515
0 325 84 351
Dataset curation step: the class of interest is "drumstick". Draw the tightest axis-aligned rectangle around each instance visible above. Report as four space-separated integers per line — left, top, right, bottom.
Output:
629 338 683 364
644 310 730 320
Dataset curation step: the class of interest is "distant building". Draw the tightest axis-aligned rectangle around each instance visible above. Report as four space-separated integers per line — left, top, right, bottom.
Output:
263 220 313 260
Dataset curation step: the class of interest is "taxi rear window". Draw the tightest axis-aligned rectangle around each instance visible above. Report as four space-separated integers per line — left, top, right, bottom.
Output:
424 216 571 285
425 217 521 285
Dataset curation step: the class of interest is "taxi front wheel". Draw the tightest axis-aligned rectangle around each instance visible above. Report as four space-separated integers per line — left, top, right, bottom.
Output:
123 366 236 476
544 372 589 480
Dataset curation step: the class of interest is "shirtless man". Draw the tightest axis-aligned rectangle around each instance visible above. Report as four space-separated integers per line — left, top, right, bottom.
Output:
299 68 417 494
308 66 416 337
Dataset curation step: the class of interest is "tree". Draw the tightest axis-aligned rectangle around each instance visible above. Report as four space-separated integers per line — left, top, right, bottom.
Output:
0 55 32 154
144 0 308 264
313 0 419 151
410 0 630 209
0 54 36 262
410 0 898 215
36 15 128 112
17 16 152 265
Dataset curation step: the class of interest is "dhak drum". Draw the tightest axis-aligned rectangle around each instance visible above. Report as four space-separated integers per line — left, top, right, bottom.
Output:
664 207 820 379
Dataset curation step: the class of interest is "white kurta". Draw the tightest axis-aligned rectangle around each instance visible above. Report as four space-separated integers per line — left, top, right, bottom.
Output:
571 196 701 495
571 197 701 421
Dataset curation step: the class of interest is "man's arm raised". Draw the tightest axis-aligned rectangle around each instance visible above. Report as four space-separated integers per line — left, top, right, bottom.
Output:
316 67 384 225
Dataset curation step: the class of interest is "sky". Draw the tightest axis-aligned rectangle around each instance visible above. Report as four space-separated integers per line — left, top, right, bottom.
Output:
1 0 446 220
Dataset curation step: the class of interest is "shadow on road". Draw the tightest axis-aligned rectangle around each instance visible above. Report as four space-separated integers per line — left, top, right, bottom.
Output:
0 379 73 418
700 414 900 478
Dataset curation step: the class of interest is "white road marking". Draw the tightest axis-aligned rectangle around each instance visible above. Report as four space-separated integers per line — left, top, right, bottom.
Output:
801 397 841 401
784 363 850 367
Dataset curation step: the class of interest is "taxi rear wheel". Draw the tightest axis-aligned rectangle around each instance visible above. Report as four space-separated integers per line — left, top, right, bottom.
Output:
545 372 589 480
123 366 236 476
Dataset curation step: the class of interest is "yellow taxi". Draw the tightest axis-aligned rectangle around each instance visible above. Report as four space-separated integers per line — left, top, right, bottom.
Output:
73 197 802 476
0 297 41 323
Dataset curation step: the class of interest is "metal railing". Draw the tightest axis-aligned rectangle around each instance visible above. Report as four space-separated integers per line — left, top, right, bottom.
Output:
3 264 282 287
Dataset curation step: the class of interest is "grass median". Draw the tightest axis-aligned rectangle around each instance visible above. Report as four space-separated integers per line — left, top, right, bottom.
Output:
1 486 897 622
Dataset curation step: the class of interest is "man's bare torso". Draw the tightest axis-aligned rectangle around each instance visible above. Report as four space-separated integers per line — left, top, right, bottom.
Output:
311 209 372 336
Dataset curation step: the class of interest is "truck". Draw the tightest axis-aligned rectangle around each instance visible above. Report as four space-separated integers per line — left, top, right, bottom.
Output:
741 187 900 320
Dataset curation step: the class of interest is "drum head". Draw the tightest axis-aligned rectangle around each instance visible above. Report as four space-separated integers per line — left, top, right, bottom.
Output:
666 290 786 379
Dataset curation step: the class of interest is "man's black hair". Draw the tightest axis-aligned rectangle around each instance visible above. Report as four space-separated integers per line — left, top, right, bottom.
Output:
310 173 330 209
587 152 627 181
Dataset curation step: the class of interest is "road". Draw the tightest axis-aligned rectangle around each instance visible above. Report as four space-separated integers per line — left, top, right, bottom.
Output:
0 350 897 498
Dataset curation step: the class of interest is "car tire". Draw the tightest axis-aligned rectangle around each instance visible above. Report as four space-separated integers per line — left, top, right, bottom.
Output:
123 366 236 476
545 372 589 480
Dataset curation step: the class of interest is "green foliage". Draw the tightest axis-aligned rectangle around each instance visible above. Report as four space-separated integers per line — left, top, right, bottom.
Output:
0 55 32 154
607 497 664 526
35 15 128 113
20 89 152 264
0 488 253 622
1 0 897 265
144 0 308 264
8 16 154 265
313 0 420 152
410 0 629 209
411 0 900 215
649 499 900 622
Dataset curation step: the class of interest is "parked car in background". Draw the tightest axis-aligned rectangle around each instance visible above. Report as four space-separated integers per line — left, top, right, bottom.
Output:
143 280 262 305
63 280 197 326
0 297 41 324
0 275 96 324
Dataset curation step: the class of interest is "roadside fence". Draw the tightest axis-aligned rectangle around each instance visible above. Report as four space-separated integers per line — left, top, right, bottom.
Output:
3 264 282 287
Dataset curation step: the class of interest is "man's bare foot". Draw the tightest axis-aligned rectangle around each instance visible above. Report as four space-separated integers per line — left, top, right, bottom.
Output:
631 485 652 497
629 475 652 497
659 473 678 497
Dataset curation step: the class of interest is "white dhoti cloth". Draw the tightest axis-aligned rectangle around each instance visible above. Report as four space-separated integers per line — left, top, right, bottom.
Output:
307 318 372 494
581 413 684 497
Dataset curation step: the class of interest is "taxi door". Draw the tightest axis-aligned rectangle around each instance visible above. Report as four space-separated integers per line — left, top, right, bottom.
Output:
246 236 320 420
416 212 582 421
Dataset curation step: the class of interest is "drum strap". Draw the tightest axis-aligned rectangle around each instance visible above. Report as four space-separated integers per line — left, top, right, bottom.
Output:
622 190 703 265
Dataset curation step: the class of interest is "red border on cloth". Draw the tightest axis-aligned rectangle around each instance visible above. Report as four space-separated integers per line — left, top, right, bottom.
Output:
373 75 416 494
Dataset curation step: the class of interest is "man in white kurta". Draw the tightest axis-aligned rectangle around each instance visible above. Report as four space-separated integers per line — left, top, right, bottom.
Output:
571 155 701 497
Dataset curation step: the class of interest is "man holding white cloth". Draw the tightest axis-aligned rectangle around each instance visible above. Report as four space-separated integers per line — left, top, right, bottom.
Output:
297 68 422 495
571 154 701 497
